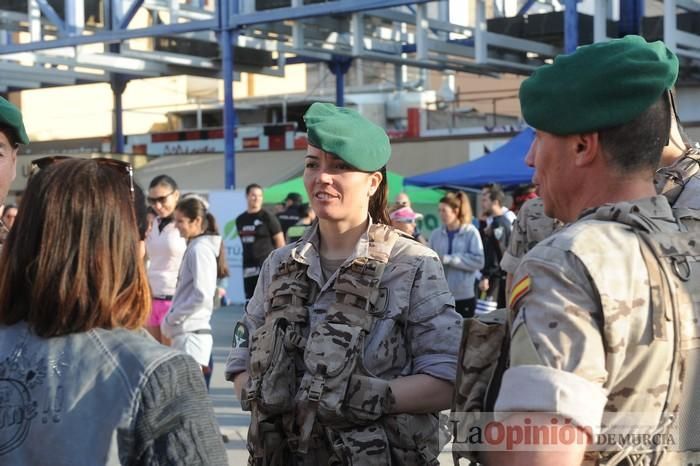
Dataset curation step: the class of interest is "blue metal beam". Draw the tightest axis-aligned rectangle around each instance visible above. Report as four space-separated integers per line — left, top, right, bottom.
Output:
221 0 237 189
0 19 218 54
229 0 435 27
1 0 436 55
111 75 127 153
517 0 539 16
335 66 345 107
36 0 66 34
618 0 643 36
65 0 84 35
564 0 578 53
328 56 352 107
286 55 324 65
402 37 473 54
119 0 146 30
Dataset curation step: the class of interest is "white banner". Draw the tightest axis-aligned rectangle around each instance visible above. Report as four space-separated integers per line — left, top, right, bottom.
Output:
209 190 248 305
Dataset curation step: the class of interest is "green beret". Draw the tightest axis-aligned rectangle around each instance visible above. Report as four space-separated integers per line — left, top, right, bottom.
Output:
0 97 28 145
520 35 678 135
303 102 390 172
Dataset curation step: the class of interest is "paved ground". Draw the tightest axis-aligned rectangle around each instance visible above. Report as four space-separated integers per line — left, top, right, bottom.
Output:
209 305 453 465
210 304 252 465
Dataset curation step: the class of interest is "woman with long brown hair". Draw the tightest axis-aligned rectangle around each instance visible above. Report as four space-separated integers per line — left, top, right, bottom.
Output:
226 103 462 465
0 158 226 465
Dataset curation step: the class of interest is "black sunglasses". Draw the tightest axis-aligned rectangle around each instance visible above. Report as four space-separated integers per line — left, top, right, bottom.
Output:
30 156 135 198
147 191 175 206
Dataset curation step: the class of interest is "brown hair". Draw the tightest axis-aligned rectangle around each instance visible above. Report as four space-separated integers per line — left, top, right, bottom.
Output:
175 196 230 279
369 166 390 225
0 159 151 337
439 191 473 225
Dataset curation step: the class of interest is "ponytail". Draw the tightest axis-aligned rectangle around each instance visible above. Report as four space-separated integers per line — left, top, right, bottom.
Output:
176 196 230 279
439 191 473 226
205 212 230 279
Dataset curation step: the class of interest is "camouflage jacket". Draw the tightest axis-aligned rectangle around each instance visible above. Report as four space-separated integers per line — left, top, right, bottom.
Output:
226 218 462 383
500 197 564 275
495 196 700 464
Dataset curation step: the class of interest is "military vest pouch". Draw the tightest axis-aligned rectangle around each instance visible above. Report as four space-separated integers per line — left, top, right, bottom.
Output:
296 321 364 426
329 425 391 465
342 373 392 425
247 318 297 415
383 413 442 466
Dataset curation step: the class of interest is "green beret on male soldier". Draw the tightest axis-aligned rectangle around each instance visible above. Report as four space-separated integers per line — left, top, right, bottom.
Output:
520 34 678 135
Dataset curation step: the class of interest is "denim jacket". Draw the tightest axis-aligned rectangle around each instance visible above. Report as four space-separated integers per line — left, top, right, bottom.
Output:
429 224 485 300
0 321 227 465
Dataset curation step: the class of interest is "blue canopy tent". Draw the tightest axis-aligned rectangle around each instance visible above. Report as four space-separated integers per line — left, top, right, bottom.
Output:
404 128 535 189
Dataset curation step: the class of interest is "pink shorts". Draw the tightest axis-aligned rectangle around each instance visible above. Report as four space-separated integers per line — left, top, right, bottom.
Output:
146 299 172 327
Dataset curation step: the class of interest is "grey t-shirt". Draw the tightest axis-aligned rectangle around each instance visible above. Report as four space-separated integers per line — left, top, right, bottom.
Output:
319 255 346 283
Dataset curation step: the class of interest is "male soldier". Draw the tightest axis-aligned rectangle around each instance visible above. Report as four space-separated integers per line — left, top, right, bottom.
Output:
485 36 700 465
500 196 563 294
501 104 698 297
0 97 27 205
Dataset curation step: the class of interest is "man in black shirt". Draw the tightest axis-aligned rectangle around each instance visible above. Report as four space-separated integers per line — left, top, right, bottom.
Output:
236 183 285 300
478 184 513 308
276 192 303 236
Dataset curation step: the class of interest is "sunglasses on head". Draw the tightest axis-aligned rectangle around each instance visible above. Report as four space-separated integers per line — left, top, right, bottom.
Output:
30 156 135 199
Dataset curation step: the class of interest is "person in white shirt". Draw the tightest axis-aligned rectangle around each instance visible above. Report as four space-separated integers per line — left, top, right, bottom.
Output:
144 175 186 344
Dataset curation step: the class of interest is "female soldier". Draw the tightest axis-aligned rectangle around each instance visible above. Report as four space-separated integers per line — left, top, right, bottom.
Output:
226 103 462 465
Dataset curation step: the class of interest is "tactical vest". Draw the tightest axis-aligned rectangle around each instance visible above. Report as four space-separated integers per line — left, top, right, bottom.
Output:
655 146 700 205
243 224 442 466
451 205 700 466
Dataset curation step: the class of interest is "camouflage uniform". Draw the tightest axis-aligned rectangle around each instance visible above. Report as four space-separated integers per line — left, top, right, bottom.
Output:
499 197 564 275
226 219 462 465
496 196 700 464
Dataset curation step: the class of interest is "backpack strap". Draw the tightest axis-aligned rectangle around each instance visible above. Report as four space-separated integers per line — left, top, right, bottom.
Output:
267 256 313 325
598 210 700 465
655 146 700 205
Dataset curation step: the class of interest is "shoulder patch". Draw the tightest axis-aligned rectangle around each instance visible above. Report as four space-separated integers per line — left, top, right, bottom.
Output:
509 275 532 309
231 322 249 349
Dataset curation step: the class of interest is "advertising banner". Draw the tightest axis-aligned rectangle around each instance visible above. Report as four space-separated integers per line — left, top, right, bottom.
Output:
209 190 248 304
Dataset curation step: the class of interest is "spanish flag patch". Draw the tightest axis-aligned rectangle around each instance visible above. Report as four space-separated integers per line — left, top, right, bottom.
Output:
509 275 532 309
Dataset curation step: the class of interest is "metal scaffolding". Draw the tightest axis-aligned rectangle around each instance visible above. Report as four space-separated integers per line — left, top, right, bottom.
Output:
1 0 700 187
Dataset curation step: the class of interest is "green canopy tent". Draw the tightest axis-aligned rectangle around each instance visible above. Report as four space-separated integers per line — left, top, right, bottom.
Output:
263 171 445 205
